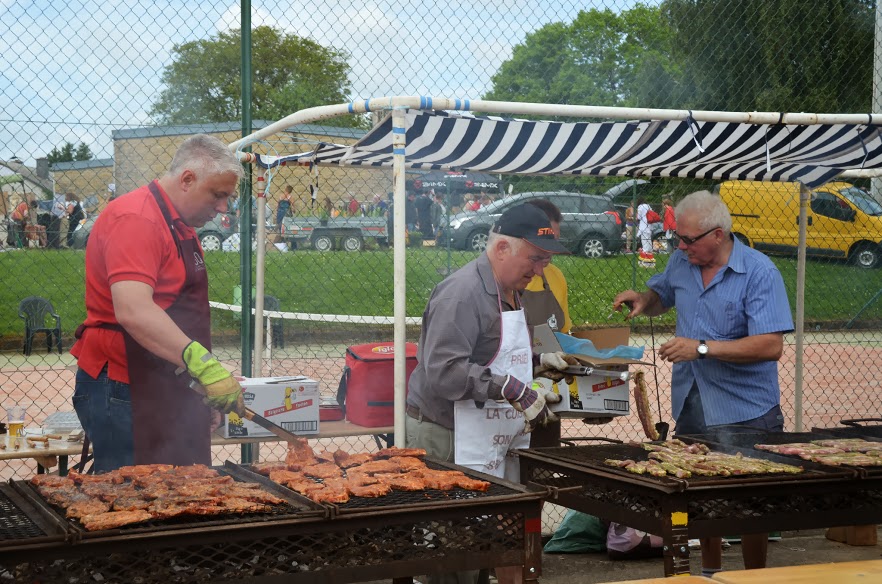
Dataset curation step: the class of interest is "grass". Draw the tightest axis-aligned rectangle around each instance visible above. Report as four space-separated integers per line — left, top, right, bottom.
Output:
2 247 881 340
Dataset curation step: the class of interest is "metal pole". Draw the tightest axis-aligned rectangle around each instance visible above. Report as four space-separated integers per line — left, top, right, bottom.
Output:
872 0 882 199
794 183 809 431
392 107 408 446
445 178 452 274
239 0 254 376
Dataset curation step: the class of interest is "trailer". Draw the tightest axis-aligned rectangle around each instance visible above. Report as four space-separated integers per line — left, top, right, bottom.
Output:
281 216 387 251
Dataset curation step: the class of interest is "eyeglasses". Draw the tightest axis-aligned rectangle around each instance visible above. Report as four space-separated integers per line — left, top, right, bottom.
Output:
675 227 719 246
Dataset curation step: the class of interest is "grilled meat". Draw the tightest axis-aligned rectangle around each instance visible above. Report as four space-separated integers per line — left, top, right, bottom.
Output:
374 472 427 491
334 451 374 468
80 510 153 531
30 474 74 488
310 486 350 504
605 441 804 478
633 370 659 441
350 459 400 475
348 482 392 498
285 437 317 467
388 456 427 472
116 465 174 480
375 447 427 459
30 464 287 530
66 498 112 519
302 462 343 479
250 461 289 476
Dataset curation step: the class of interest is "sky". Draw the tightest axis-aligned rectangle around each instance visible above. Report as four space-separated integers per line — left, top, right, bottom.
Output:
0 0 639 167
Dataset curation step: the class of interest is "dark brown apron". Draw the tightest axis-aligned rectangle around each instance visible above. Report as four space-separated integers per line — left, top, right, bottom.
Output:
521 274 566 333
77 181 212 466
126 181 212 465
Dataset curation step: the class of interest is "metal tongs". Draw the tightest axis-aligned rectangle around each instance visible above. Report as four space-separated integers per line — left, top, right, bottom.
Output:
563 365 630 382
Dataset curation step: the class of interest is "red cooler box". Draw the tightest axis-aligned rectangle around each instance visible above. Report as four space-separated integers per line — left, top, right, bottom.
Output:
336 342 418 427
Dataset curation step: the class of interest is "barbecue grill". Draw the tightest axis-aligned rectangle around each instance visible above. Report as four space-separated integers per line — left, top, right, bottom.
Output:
814 420 882 442
0 460 545 584
685 430 882 478
518 439 882 577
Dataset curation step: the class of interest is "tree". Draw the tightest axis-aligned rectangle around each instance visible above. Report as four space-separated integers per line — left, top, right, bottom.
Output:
664 0 874 113
150 26 363 127
484 5 685 108
47 141 93 164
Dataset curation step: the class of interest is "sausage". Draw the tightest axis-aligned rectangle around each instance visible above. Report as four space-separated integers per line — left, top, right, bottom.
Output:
633 370 659 441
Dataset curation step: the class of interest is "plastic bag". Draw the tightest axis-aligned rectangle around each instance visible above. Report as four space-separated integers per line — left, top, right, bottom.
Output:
554 332 645 361
543 510 607 553
606 522 663 560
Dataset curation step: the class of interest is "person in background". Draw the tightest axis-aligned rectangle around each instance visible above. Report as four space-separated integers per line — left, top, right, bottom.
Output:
624 202 635 253
415 189 433 238
404 192 418 232
406 202 574 584
10 199 36 248
662 195 676 253
613 190 793 578
65 193 85 249
465 193 481 212
70 134 246 472
480 193 494 208
47 195 66 249
521 199 575 452
277 185 293 229
635 197 655 267
347 193 361 217
430 191 446 241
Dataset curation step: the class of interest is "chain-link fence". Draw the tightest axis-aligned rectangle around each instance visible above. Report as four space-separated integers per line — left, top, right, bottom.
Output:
2 0 882 534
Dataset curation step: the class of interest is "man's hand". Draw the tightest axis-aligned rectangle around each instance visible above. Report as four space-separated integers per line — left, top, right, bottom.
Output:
658 337 701 363
534 352 580 383
501 376 560 433
612 290 642 319
183 341 245 415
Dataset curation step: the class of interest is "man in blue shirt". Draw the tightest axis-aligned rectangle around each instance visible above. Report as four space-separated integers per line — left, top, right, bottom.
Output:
614 190 793 577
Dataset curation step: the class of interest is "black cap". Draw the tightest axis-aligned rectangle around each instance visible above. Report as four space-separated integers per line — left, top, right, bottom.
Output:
492 203 569 254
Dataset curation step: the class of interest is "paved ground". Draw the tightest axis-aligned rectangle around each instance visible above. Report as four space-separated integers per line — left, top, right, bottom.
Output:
539 529 882 582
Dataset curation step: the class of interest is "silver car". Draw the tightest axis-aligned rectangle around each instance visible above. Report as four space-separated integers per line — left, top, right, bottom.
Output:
71 211 240 251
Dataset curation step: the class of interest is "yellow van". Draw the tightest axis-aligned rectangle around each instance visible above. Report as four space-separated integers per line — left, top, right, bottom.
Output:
713 180 882 268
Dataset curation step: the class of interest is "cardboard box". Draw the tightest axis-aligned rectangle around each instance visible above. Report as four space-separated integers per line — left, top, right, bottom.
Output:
532 324 651 418
222 376 320 438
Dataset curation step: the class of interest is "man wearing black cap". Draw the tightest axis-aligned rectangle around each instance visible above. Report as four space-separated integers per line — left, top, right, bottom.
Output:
405 202 575 584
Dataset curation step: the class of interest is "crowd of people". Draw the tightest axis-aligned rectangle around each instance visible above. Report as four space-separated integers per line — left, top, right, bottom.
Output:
4 191 86 249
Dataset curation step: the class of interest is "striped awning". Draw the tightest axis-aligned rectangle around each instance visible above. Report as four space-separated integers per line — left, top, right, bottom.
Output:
254 109 882 187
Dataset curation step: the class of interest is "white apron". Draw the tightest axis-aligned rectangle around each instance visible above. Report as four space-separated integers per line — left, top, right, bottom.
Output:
454 292 533 482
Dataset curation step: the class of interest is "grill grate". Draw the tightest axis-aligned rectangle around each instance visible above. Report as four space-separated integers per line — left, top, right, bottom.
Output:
242 459 523 513
525 442 849 488
684 430 882 476
0 488 47 540
21 467 325 537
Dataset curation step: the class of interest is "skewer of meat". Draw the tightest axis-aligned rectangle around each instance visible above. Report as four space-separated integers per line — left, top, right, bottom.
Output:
633 370 659 441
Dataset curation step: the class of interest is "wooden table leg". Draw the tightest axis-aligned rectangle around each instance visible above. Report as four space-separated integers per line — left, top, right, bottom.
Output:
661 501 691 577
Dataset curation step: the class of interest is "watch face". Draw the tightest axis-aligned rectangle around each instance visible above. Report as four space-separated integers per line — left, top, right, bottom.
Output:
698 343 708 355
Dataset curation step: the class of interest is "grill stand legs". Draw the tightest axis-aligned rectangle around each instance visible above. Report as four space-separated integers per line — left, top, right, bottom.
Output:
661 502 690 577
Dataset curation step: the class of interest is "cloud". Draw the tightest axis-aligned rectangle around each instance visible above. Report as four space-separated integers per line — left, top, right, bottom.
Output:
0 0 583 166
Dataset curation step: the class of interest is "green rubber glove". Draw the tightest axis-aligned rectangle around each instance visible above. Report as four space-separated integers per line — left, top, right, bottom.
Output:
183 341 245 415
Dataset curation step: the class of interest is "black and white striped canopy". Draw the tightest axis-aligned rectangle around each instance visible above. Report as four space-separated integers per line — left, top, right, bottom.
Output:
255 109 882 187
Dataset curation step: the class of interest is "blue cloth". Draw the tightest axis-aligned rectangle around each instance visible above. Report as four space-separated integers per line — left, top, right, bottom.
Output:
72 367 134 472
647 237 794 426
554 332 645 361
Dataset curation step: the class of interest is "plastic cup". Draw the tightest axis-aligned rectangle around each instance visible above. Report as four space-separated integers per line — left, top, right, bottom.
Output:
6 405 26 437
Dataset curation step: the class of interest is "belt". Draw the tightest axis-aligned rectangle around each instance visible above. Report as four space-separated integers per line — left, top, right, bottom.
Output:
405 403 439 426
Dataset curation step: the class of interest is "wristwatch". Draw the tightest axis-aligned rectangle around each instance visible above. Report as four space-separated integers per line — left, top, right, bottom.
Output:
697 340 709 359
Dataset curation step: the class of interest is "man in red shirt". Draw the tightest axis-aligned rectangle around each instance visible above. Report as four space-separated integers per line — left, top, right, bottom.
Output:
71 134 245 472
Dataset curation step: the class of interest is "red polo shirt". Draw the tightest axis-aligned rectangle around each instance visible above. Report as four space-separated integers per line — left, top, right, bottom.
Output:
71 183 199 383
